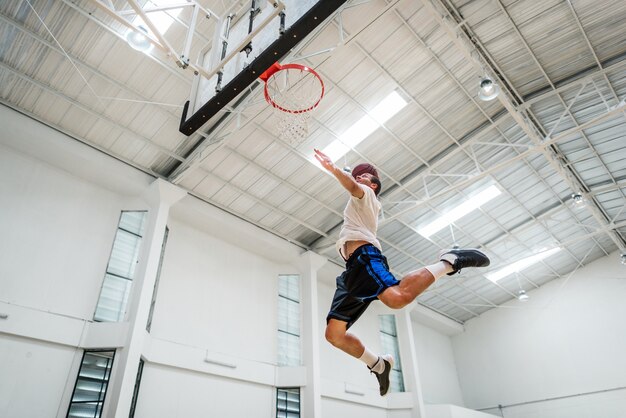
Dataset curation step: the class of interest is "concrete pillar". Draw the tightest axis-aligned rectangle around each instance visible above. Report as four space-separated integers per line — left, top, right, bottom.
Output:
396 306 427 418
297 251 327 418
105 179 186 418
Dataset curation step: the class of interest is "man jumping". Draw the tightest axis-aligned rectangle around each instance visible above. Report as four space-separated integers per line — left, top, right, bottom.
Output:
314 148 490 396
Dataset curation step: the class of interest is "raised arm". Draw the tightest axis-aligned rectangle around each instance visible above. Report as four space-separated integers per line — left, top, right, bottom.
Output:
314 149 364 198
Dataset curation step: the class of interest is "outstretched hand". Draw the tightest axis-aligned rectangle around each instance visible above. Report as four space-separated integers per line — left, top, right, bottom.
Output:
314 149 335 172
314 149 364 198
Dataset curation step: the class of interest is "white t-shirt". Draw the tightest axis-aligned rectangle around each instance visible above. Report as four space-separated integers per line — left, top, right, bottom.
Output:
336 184 382 259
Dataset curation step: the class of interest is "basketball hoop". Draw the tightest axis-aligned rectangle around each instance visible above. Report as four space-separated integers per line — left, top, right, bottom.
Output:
259 62 324 145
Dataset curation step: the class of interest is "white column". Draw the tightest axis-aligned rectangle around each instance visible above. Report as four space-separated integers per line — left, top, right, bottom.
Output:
297 251 327 418
396 306 427 418
105 179 186 418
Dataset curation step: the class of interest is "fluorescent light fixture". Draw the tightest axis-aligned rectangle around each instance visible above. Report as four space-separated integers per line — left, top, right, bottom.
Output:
486 247 562 283
418 185 502 238
318 91 407 163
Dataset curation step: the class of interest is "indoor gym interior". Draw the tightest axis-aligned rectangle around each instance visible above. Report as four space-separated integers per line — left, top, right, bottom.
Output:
0 0 625 417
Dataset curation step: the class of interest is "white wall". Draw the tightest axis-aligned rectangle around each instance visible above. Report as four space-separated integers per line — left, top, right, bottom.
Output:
425 404 499 418
322 397 389 418
129 201 299 417
148 215 288 363
0 106 154 418
134 362 275 418
0 141 130 321
412 321 464 406
0 334 79 418
453 253 626 417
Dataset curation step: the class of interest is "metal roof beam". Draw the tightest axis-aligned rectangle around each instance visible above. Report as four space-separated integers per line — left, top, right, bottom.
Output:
0 62 185 162
0 12 183 120
520 59 626 110
416 0 626 252
59 0 190 84
380 99 625 223
564 0 620 103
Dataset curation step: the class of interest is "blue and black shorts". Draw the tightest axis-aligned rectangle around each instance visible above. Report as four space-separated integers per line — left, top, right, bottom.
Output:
327 244 400 329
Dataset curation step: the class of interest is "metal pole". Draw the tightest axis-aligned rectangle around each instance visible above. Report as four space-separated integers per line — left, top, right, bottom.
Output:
279 10 286 35
242 0 258 57
180 3 201 68
215 14 234 93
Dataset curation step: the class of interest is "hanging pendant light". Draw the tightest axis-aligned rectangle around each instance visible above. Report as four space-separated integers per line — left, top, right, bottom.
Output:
478 77 500 101
126 25 151 52
517 289 529 302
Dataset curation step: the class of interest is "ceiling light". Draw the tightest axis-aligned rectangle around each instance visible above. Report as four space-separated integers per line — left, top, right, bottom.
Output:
478 77 500 101
127 1 184 52
571 192 585 206
126 25 151 51
486 247 561 282
418 185 502 238
517 289 529 302
317 91 407 163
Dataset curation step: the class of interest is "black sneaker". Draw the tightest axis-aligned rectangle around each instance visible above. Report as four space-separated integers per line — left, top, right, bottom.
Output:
369 354 394 396
440 249 490 275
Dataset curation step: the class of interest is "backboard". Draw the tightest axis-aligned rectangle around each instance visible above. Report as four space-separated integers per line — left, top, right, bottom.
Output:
179 0 348 136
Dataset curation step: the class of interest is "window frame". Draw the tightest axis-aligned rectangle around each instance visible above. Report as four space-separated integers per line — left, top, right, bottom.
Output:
66 349 116 418
94 210 147 322
277 274 301 367
276 387 300 418
128 358 145 418
379 314 405 393
146 226 169 332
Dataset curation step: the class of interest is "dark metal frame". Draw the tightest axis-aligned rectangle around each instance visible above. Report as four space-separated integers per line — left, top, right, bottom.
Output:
66 349 116 418
179 0 349 136
128 359 145 418
146 226 169 332
276 387 300 418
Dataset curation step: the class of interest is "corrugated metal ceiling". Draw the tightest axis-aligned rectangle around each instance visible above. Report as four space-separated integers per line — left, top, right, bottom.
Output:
1 0 625 323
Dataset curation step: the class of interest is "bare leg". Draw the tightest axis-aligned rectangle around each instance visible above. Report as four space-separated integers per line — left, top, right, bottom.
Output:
325 319 366 358
378 267 444 309
326 318 395 396
378 248 490 309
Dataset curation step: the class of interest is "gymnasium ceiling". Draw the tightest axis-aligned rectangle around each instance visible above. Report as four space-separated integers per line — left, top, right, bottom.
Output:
2 0 625 323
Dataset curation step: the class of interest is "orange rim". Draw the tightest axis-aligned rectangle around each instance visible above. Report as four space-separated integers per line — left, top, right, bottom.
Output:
261 63 325 114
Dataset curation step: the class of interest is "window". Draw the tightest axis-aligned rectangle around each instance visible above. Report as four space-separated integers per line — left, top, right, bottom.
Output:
277 274 300 366
147 226 169 332
129 359 145 418
94 211 147 322
66 350 115 418
379 314 405 392
276 388 300 418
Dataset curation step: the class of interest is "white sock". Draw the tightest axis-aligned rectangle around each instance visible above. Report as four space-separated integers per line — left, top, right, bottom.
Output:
359 347 380 369
370 357 386 374
424 261 453 280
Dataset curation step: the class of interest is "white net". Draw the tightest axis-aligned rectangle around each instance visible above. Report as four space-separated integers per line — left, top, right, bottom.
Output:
264 64 324 146
276 111 311 145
